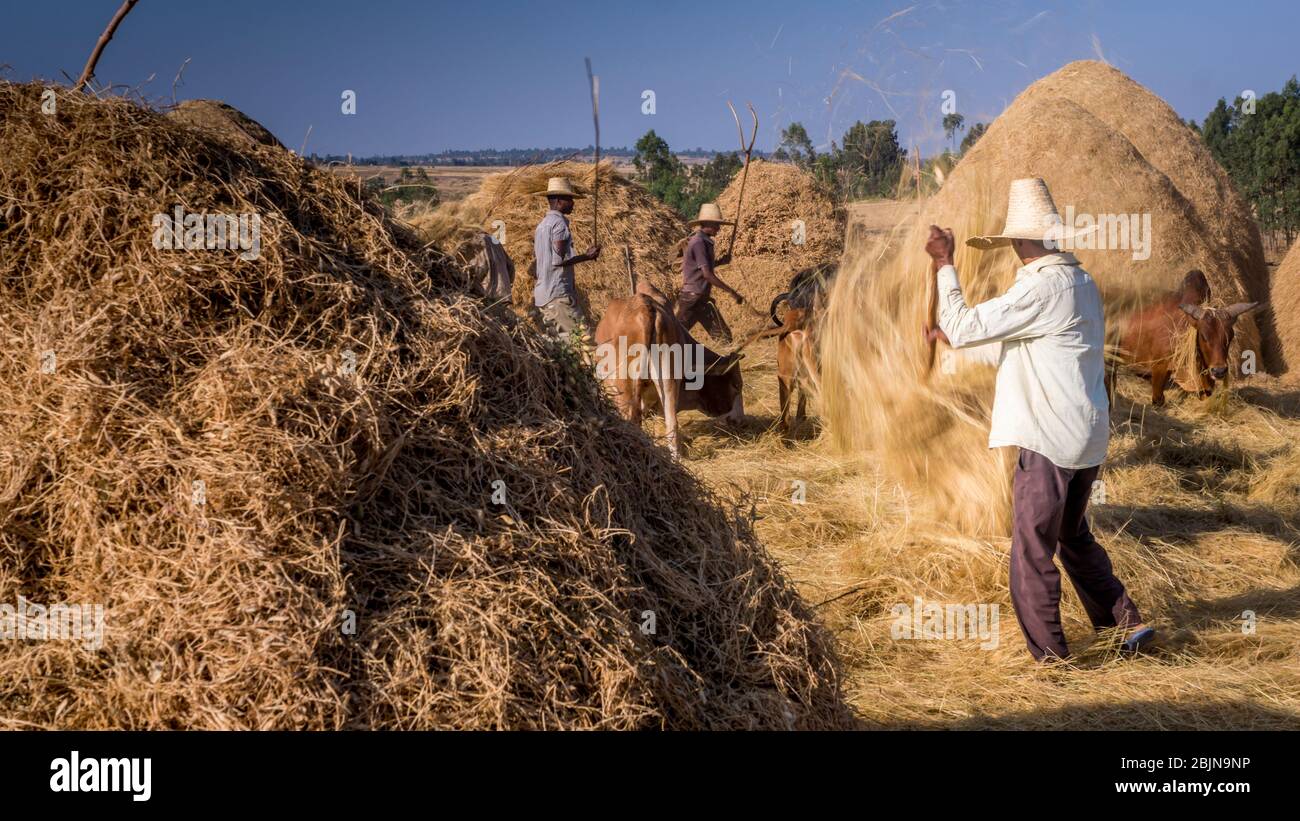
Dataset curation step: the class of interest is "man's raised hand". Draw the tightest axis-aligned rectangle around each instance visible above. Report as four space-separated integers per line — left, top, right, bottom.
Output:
925 225 955 270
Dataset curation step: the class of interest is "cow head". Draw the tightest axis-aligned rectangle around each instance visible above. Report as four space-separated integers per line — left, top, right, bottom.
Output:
1179 302 1261 380
704 351 746 424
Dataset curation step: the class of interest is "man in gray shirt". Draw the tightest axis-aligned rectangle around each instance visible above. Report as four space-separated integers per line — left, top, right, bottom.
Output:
533 176 600 339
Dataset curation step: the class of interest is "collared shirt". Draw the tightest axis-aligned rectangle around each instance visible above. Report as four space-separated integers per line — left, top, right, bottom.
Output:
681 232 716 296
935 252 1109 469
533 209 575 307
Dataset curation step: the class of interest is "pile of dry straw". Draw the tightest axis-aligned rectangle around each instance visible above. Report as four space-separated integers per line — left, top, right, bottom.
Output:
714 160 844 332
0 83 851 729
821 61 1275 534
1271 239 1300 375
412 160 687 319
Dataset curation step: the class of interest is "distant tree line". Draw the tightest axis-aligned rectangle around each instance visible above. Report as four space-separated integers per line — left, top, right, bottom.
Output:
1194 76 1300 247
315 146 736 167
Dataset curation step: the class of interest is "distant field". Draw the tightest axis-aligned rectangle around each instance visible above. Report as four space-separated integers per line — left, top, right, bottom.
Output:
846 197 924 235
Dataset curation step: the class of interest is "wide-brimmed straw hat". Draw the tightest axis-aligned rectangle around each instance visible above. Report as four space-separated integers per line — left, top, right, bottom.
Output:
539 177 585 199
967 177 1099 250
688 202 734 227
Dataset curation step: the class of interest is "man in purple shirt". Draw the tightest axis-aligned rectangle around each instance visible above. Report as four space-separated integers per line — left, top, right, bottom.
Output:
676 202 744 344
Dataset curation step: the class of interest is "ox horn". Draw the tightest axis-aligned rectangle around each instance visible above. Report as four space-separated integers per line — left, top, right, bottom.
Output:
1225 301 1261 318
1179 304 1206 321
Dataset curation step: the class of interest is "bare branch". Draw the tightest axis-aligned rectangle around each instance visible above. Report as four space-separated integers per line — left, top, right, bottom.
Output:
75 0 141 92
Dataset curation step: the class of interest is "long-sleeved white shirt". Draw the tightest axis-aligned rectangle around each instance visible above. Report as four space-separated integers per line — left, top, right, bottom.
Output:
935 252 1109 469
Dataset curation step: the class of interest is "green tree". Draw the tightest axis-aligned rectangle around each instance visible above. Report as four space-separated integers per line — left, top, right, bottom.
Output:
838 119 906 200
959 122 987 154
778 122 817 169
634 131 742 219
942 112 966 152
682 151 742 216
1200 77 1300 245
634 129 689 212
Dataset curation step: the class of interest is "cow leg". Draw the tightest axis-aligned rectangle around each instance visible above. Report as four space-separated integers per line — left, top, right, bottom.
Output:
650 347 681 458
779 374 792 435
624 379 642 425
1150 361 1170 406
796 389 807 433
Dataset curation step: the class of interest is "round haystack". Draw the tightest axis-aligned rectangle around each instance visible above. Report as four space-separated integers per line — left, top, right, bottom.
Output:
714 160 844 332
0 83 851 729
414 161 688 319
166 99 284 150
1271 239 1300 376
820 62 1269 534
1026 62 1272 349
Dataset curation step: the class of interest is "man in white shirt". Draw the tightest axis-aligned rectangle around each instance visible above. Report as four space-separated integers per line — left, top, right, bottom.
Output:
923 178 1153 661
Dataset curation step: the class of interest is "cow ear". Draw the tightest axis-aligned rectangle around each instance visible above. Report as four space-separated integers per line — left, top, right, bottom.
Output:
1179 304 1205 320
1226 301 1261 318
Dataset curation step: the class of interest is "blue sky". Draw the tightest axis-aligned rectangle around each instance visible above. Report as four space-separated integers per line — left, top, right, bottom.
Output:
2 1 1294 156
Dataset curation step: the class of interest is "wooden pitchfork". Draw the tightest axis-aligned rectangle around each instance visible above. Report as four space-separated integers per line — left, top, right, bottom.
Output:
724 101 759 261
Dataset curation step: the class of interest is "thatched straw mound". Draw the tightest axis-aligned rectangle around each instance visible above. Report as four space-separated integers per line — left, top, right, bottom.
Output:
820 62 1269 534
1271 239 1300 376
166 99 284 150
714 160 844 332
1027 62 1271 351
412 161 687 318
0 83 850 729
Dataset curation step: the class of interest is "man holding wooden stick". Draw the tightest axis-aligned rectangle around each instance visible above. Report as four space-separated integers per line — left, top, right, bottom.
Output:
676 203 743 344
533 177 600 341
922 177 1154 662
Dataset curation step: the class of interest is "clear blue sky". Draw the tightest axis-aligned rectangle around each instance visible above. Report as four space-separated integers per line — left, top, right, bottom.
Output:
2 0 1294 156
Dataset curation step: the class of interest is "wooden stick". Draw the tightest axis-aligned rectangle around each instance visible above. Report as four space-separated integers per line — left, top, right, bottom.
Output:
623 244 636 294
75 0 140 92
924 223 942 378
584 58 600 247
724 102 759 260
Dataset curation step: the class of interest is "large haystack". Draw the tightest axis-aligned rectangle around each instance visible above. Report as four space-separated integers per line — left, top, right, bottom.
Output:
1272 239 1300 376
714 160 844 332
0 83 851 729
820 62 1269 534
1027 61 1272 363
413 161 687 319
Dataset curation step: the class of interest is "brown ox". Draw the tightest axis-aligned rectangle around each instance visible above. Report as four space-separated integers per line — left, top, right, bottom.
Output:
1115 269 1261 405
594 282 744 458
768 264 835 435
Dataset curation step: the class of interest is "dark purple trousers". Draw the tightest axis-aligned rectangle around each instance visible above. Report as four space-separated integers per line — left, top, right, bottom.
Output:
1011 448 1142 660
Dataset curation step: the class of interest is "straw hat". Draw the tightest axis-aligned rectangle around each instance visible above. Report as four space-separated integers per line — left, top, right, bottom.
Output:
688 202 734 227
967 177 1099 250
539 177 585 199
